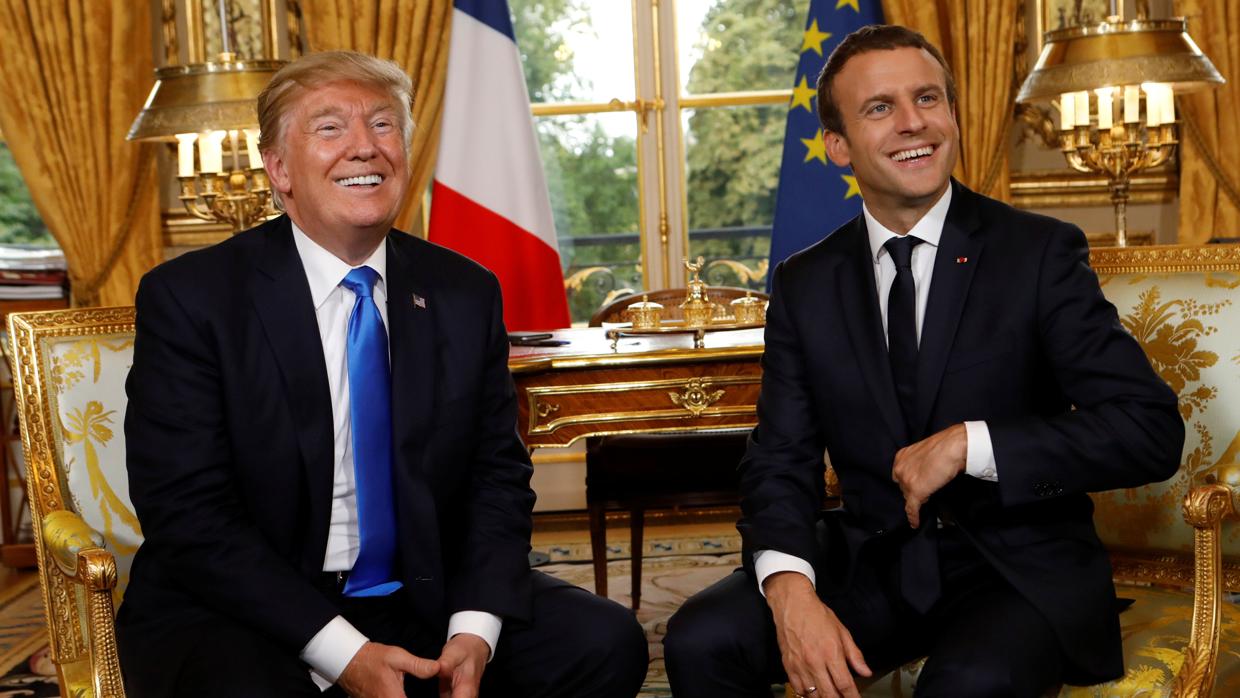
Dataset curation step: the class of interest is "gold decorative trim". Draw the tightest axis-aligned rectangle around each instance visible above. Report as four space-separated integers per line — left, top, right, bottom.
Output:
509 344 764 374
1010 169 1177 209
668 378 726 416
526 374 760 435
7 307 135 691
526 423 757 449
1089 244 1240 275
1172 484 1235 697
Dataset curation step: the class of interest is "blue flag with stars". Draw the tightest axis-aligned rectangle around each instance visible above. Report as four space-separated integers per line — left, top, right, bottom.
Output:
768 0 883 284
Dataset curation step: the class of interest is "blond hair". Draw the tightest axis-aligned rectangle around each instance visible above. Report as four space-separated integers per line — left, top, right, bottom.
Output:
256 50 414 155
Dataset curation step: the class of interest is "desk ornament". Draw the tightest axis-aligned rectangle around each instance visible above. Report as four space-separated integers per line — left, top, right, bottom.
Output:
680 256 718 328
625 294 664 330
730 290 766 325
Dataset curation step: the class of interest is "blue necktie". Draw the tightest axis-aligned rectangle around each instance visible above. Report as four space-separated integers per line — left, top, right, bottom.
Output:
339 266 401 597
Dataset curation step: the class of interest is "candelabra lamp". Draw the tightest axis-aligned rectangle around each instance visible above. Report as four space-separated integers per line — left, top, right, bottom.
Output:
129 53 286 232
1017 17 1224 246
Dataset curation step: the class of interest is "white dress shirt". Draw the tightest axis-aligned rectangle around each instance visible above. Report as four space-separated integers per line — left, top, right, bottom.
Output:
290 223 501 688
754 186 998 594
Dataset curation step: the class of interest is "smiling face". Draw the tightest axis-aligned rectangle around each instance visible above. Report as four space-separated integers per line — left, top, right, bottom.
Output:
263 80 410 262
823 46 958 231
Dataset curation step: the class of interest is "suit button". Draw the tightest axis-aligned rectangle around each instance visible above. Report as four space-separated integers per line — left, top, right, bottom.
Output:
874 528 887 535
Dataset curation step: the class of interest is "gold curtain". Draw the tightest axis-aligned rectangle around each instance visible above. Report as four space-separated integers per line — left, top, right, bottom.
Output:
881 0 1020 202
1174 0 1240 244
0 1 162 307
301 0 452 235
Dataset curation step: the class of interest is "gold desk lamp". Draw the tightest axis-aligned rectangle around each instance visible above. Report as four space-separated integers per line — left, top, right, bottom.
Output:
1016 11 1224 246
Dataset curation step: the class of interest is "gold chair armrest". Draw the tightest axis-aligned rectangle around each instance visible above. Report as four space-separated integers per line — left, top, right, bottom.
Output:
40 510 125 697
42 510 115 591
1172 464 1240 698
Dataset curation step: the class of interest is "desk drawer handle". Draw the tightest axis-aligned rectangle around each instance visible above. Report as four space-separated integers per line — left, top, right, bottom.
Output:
669 378 725 417
536 401 560 419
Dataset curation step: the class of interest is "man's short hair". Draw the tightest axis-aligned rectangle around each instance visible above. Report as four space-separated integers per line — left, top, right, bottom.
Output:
815 24 957 137
256 50 415 154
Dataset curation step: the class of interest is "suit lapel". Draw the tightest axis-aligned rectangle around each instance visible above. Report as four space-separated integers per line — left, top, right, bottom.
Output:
913 181 984 437
836 218 908 443
250 217 336 538
385 232 437 459
384 233 444 579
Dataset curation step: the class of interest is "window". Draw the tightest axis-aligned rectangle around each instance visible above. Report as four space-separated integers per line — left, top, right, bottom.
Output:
0 141 54 247
511 0 808 322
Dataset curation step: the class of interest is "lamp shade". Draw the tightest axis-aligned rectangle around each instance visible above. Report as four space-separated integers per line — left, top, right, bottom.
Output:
1017 18 1224 103
127 57 286 141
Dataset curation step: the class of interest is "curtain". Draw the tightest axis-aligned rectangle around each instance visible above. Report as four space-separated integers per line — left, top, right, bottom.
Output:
1174 0 1240 244
881 0 1020 202
0 1 162 307
301 0 452 235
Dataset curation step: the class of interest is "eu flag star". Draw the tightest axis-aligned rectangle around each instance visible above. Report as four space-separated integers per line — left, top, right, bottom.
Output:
790 76 816 113
837 0 861 11
801 19 832 56
802 129 828 164
841 174 861 199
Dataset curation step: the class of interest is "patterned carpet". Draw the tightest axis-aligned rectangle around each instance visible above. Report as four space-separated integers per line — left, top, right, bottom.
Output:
0 575 58 696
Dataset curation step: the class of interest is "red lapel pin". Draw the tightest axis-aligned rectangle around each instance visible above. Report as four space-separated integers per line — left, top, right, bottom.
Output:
956 256 968 264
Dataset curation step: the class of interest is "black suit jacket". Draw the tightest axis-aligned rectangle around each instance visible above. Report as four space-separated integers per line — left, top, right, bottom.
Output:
118 216 536 657
737 181 1184 683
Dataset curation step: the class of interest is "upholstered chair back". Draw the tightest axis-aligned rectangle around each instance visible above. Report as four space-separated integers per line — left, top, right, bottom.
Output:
1090 247 1240 570
10 306 137 697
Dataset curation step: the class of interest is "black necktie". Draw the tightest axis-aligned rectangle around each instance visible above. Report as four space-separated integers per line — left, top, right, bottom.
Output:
884 235 922 436
883 235 940 614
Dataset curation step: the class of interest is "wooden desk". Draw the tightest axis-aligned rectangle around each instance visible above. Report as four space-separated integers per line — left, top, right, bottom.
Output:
509 327 765 448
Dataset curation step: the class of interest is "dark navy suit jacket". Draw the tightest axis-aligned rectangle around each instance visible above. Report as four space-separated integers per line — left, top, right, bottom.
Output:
737 180 1184 683
118 215 535 659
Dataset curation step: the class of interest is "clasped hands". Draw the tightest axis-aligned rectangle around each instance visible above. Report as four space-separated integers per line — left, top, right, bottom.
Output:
764 424 968 697
337 632 491 698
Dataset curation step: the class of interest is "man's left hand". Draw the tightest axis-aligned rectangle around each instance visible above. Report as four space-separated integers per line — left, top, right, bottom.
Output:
437 633 490 698
892 423 968 528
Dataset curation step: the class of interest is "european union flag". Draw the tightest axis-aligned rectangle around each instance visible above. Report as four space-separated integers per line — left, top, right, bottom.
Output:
768 0 883 283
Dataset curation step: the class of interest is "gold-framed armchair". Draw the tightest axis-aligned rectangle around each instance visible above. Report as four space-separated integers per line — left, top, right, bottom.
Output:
9 306 139 698
792 244 1240 698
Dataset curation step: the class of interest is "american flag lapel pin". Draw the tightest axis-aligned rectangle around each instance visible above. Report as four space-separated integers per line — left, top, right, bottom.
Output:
956 256 968 264
412 293 427 309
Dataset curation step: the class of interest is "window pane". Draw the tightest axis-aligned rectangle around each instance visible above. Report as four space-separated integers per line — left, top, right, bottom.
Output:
683 103 783 291
536 113 642 324
0 143 54 247
678 0 809 95
511 0 636 104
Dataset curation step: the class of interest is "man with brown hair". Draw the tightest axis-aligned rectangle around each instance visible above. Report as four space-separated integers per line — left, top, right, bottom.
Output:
117 51 647 698
664 25 1182 698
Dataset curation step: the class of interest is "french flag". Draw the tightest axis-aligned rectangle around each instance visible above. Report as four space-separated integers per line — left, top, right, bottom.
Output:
428 0 571 330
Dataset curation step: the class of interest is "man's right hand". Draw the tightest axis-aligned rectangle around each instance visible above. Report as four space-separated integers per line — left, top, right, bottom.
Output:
337 641 440 698
764 572 871 698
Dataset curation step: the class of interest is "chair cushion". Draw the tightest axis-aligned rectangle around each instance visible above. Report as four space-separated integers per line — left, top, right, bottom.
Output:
857 586 1240 697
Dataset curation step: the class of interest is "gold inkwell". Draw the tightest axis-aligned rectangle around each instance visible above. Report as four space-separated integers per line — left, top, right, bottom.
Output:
730 290 766 325
624 294 664 330
680 256 717 328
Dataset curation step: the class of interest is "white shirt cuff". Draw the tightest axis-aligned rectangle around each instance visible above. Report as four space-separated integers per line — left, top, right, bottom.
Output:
448 611 503 663
753 550 816 597
964 420 998 481
301 615 369 691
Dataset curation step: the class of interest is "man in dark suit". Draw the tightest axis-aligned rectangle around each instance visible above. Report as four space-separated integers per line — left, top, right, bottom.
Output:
117 51 647 698
663 25 1184 698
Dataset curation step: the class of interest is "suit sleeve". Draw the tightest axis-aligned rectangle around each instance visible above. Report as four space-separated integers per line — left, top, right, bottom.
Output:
989 224 1184 506
736 262 828 568
445 276 536 622
125 271 341 650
